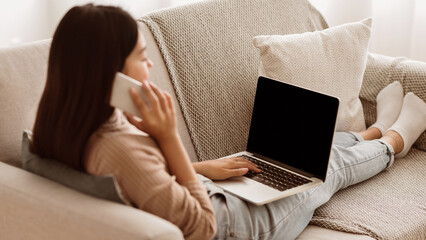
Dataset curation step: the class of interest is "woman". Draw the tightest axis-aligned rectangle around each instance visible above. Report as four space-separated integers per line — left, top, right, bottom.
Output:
31 4 426 240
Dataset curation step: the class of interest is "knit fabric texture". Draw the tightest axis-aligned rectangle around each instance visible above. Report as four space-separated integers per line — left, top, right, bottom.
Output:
139 0 328 161
311 149 426 240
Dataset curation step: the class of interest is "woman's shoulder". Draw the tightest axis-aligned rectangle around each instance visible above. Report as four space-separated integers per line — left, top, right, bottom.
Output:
91 110 161 154
84 119 165 175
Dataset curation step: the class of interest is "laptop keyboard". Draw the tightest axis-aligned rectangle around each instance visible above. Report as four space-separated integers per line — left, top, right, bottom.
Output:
240 155 312 192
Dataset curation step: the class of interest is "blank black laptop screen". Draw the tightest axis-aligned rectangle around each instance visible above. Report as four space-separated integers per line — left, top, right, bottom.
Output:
247 76 339 181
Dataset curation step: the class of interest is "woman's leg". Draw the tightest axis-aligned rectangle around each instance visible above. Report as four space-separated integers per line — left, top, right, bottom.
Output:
335 81 403 149
208 86 426 239
261 92 426 239
262 135 394 240
209 132 413 239
358 126 381 140
360 91 426 158
332 131 363 148
206 132 395 240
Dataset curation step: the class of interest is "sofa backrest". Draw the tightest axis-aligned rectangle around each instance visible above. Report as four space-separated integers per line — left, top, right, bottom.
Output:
0 26 200 168
0 40 51 167
138 23 199 162
139 0 328 161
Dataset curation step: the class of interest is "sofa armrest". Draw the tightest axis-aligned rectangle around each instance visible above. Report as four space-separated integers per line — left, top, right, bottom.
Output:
361 52 426 106
364 53 426 90
361 52 426 150
0 162 183 240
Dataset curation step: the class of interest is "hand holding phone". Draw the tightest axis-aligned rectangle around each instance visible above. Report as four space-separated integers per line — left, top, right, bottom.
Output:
110 72 150 117
113 72 178 143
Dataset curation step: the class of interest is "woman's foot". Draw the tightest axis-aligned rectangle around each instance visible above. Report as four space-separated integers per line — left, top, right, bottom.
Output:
370 81 404 136
386 92 426 158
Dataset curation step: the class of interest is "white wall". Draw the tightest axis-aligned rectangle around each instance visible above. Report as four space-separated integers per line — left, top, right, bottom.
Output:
309 0 426 62
408 0 426 61
1 0 425 62
46 0 173 33
0 0 50 46
370 0 416 59
0 0 181 48
310 0 373 27
0 0 205 48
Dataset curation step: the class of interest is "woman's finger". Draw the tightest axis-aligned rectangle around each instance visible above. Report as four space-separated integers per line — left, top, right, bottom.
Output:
129 88 148 117
235 157 258 166
229 157 261 172
226 168 249 178
124 111 145 131
142 81 160 109
230 160 261 173
165 92 175 115
150 83 168 113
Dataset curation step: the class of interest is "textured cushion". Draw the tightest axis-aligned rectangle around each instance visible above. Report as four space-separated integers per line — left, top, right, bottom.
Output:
21 130 128 205
361 53 426 151
253 18 372 132
0 39 51 167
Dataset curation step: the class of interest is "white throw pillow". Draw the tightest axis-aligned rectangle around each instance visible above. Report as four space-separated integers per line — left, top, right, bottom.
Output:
253 18 372 132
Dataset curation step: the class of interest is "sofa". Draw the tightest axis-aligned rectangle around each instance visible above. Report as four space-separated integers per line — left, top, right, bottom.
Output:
1 0 425 239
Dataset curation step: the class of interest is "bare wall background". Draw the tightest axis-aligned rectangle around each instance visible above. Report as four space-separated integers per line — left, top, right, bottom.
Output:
0 0 425 61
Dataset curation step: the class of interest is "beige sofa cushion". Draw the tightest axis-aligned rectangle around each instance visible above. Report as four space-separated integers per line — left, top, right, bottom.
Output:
0 40 50 167
0 161 183 240
253 18 372 132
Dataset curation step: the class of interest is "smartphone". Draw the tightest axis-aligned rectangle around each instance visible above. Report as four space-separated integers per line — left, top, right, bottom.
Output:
110 72 149 118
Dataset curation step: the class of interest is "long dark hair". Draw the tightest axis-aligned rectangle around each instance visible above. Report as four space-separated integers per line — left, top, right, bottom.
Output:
31 4 138 170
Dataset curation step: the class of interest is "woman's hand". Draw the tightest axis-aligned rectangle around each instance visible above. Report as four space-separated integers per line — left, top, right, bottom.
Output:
125 81 177 143
193 157 262 180
126 81 198 184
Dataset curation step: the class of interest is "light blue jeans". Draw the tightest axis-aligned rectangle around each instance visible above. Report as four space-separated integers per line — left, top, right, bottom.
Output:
199 132 395 240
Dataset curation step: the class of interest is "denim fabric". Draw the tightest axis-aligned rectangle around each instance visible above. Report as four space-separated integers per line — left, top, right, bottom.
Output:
199 132 395 240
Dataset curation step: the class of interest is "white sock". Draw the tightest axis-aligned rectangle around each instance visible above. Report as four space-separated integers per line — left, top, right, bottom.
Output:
370 81 404 135
387 92 426 158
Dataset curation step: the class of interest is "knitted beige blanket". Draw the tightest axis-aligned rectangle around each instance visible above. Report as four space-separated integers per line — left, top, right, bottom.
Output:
139 0 327 162
139 0 425 239
311 149 426 240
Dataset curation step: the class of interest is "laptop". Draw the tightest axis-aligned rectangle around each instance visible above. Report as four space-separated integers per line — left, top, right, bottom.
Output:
214 76 340 205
